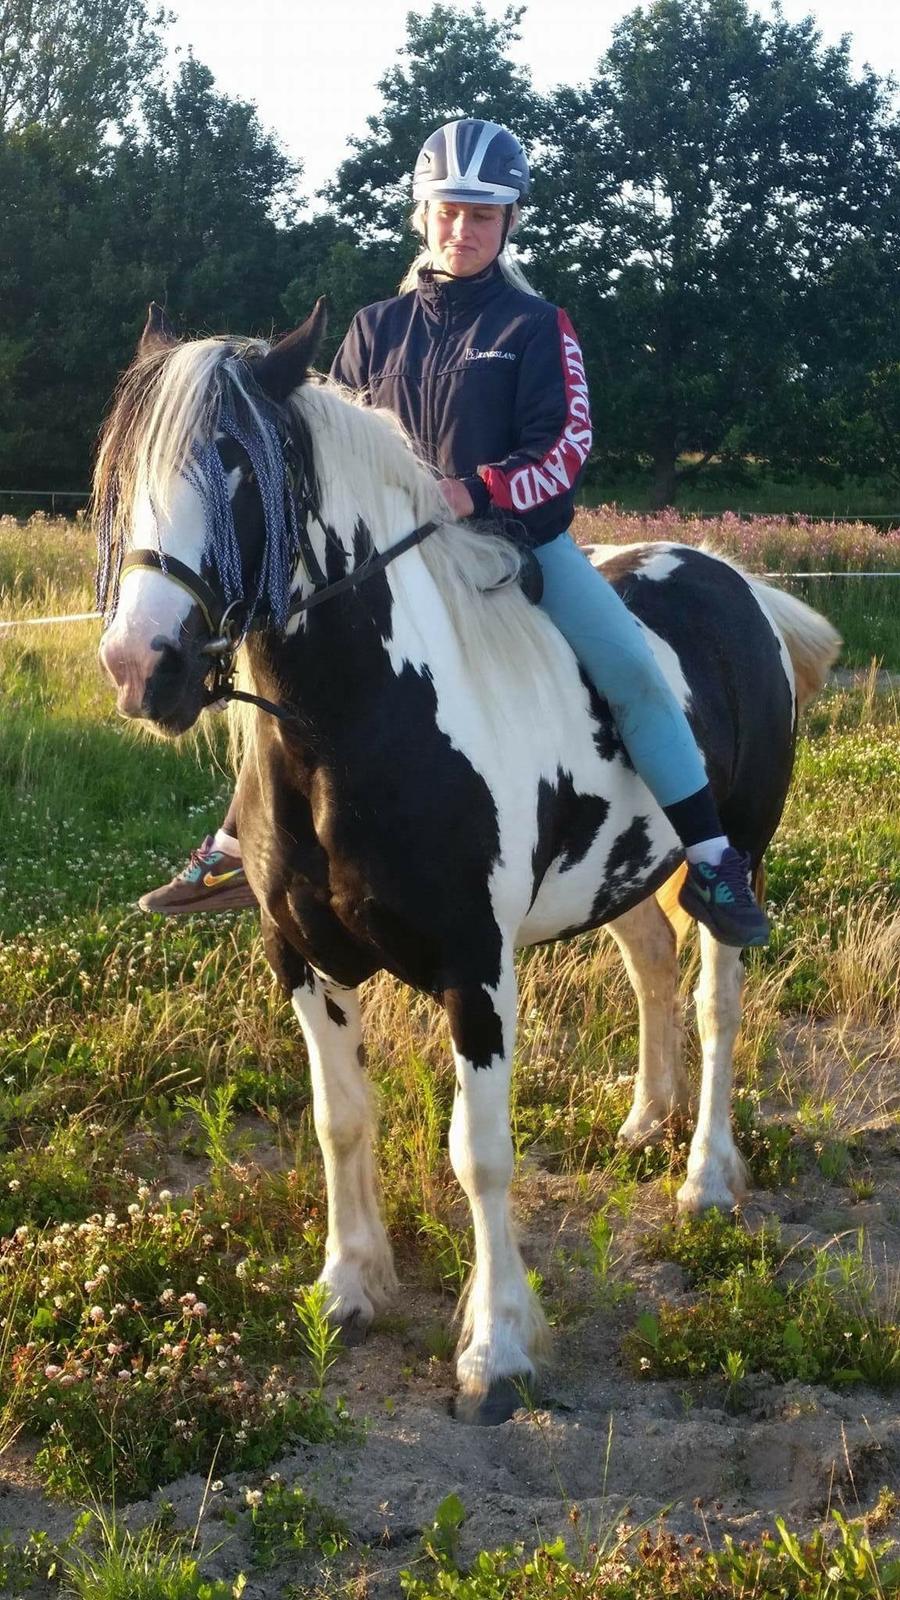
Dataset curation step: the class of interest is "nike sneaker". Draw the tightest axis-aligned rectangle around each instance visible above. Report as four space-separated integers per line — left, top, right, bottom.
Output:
138 836 257 914
679 847 770 948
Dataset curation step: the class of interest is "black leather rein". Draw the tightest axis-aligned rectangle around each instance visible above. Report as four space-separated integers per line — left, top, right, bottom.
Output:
119 517 441 729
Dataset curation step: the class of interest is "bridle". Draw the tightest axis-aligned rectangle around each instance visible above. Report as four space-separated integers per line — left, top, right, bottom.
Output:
118 425 441 729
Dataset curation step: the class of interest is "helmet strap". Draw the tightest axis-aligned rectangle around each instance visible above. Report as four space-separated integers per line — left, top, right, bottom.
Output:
500 205 513 249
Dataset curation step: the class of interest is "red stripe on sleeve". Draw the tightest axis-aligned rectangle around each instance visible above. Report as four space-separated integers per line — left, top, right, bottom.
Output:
481 309 593 513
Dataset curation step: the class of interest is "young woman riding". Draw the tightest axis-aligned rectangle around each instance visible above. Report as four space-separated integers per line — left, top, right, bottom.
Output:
140 117 768 948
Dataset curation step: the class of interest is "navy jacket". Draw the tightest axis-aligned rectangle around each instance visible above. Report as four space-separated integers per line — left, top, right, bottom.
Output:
329 262 592 548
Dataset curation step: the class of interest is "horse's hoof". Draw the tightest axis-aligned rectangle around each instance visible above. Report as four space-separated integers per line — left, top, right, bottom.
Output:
334 1308 371 1347
676 1179 739 1216
453 1375 535 1426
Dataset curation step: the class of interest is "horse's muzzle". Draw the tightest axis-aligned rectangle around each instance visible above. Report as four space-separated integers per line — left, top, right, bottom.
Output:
99 632 209 736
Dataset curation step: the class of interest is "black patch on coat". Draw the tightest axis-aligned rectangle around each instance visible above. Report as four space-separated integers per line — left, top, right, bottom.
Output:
238 581 505 1004
444 986 504 1070
324 994 347 1027
596 544 796 866
532 768 610 902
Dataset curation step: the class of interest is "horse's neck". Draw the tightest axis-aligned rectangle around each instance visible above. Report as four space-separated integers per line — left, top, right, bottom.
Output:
248 543 457 742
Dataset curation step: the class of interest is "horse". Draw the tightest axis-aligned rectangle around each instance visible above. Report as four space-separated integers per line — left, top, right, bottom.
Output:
96 302 840 1424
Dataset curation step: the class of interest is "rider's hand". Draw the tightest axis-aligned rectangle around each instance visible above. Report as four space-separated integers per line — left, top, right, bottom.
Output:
437 478 475 520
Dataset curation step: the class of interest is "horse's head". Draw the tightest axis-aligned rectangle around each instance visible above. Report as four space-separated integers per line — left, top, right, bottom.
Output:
97 300 326 736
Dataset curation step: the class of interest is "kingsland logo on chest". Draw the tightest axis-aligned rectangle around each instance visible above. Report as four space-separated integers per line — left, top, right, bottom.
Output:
465 347 517 361
507 332 592 512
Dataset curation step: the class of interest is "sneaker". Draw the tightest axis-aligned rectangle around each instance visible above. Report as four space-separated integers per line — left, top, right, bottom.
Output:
679 847 770 948
138 836 258 915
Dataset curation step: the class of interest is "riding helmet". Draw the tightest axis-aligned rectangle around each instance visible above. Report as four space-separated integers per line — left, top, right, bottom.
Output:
412 119 530 206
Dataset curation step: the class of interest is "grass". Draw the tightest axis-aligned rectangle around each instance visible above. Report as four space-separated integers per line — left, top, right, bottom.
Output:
1 513 899 1583
627 1227 900 1391
400 1496 900 1598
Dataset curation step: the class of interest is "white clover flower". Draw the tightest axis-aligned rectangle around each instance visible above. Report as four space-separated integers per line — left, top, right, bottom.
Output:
158 1190 173 1204
244 1488 263 1507
8 1179 20 1192
89 1306 105 1324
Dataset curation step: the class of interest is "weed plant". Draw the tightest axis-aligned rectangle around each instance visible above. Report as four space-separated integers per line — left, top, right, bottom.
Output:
0 1186 348 1497
400 1508 900 1599
243 1474 348 1570
627 1234 900 1390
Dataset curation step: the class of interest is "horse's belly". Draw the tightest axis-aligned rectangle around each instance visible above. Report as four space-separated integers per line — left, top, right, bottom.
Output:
516 789 681 945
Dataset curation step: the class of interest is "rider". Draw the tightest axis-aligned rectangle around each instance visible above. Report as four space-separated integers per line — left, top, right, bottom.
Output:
140 118 769 948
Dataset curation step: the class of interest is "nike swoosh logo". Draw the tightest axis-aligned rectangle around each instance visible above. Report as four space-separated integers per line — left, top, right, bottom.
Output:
203 869 244 889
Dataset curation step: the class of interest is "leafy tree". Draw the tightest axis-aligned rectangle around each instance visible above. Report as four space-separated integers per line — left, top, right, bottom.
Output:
0 57 307 486
534 0 900 503
325 2 541 243
0 0 166 150
279 219 400 368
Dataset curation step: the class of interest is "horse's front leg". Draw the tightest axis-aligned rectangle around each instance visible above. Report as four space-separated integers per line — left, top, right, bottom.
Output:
445 951 549 1425
290 968 398 1335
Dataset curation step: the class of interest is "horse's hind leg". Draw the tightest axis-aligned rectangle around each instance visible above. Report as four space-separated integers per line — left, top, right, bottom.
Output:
291 972 398 1336
608 896 689 1147
677 927 749 1214
444 950 549 1425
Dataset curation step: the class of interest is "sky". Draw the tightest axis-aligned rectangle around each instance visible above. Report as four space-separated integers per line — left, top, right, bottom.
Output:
166 0 900 201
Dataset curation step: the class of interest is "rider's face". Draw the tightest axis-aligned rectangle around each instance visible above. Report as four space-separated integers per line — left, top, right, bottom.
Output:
426 202 506 277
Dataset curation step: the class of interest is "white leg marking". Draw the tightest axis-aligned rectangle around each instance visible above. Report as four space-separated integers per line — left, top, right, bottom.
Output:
292 978 397 1324
446 955 549 1398
677 928 749 1213
608 898 689 1147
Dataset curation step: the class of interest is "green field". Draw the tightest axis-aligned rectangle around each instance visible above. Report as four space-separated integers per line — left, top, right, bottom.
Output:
1 516 899 1598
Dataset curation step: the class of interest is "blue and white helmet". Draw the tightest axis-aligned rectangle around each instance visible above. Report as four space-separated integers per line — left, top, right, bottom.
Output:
412 119 530 207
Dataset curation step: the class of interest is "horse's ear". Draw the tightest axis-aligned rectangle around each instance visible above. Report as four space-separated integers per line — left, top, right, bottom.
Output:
255 298 328 403
140 302 177 354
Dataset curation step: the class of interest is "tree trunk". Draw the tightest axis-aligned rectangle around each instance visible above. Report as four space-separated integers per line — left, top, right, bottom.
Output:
651 417 677 509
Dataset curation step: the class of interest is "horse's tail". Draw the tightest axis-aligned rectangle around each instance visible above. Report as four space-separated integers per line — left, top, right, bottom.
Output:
739 573 842 709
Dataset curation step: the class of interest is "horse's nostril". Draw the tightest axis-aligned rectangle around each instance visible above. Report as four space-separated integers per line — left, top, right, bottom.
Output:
153 640 185 680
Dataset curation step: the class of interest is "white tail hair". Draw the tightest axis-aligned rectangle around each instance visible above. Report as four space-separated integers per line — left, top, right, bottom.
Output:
737 573 841 707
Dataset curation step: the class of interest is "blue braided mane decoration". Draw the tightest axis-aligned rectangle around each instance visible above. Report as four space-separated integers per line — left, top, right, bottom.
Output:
182 393 306 639
96 350 313 639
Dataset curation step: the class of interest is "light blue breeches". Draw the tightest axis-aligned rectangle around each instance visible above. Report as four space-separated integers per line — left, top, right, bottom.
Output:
534 532 708 809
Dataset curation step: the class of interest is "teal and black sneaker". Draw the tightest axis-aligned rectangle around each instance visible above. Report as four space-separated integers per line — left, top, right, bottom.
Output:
679 847 770 948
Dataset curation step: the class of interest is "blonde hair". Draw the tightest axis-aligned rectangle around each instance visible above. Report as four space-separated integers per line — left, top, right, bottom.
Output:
398 201 540 297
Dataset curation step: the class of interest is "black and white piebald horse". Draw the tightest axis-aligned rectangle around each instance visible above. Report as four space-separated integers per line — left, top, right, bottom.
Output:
97 304 839 1423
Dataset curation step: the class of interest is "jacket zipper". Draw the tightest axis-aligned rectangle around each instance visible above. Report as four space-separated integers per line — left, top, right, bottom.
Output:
423 292 450 472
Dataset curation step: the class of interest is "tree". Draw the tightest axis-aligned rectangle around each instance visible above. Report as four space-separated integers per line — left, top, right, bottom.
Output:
0 56 307 486
0 0 166 151
533 0 900 503
325 3 542 244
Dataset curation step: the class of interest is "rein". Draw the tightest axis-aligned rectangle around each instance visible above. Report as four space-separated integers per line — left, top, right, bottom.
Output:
120 516 441 729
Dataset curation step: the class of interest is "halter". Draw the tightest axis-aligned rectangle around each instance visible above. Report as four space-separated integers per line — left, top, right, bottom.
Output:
118 418 441 729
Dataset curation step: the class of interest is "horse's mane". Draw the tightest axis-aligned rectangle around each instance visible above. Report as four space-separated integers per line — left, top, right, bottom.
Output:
94 334 573 725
